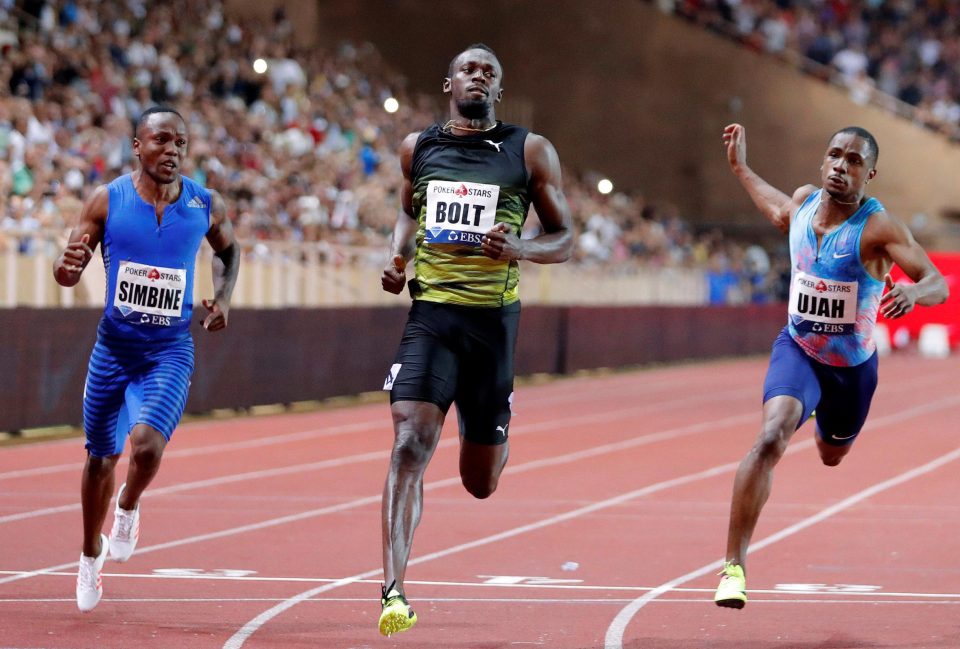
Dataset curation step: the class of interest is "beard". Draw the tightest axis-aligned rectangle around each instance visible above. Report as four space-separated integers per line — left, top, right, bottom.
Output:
456 97 490 120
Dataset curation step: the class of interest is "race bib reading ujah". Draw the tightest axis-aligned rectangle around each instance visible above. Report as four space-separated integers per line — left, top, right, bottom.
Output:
788 271 858 335
424 180 499 246
114 260 186 324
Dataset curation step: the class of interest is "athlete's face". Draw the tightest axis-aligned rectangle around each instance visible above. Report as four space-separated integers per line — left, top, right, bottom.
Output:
820 133 877 202
134 113 188 185
444 49 503 120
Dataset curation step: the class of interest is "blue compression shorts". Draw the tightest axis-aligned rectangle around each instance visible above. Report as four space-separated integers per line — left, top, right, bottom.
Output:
763 327 878 446
82 334 195 457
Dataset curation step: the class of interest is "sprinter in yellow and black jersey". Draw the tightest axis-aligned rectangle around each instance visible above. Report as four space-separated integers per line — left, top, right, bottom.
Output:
406 119 530 305
376 43 573 637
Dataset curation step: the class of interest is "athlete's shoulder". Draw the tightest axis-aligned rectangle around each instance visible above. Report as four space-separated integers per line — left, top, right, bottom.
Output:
180 174 209 194
523 132 562 169
178 175 213 210
862 203 899 237
400 130 424 153
86 183 112 212
400 131 424 176
792 184 819 205
103 173 131 197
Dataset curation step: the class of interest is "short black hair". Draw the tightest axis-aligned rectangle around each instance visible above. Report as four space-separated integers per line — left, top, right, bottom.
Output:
447 43 500 77
830 126 879 165
136 106 186 138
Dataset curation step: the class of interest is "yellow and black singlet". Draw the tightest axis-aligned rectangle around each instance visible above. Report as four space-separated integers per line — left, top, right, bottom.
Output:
409 122 531 307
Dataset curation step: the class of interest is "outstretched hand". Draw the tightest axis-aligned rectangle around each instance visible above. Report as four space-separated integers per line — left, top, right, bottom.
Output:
880 273 918 319
722 123 748 172
481 223 524 261
201 298 229 332
381 254 407 294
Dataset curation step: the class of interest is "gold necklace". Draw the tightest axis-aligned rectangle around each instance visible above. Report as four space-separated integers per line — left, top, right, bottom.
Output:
442 119 497 133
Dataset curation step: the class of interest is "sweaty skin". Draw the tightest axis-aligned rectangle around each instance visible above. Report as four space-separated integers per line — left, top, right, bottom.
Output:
379 47 574 607
54 110 240 561
719 123 947 574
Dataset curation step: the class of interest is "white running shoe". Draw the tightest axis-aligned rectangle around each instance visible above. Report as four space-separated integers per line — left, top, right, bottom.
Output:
108 483 140 562
76 534 109 612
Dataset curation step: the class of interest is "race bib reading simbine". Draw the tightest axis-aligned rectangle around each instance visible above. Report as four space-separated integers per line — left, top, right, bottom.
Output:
114 260 186 325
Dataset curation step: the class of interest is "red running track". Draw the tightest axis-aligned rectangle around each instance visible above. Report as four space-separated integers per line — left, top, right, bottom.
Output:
2 353 959 649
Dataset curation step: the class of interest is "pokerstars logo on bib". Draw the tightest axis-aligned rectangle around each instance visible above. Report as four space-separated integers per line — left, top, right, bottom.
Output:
789 271 858 335
114 260 186 326
424 180 499 246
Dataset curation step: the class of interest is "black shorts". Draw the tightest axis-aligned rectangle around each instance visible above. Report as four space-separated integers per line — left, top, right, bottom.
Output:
386 299 520 445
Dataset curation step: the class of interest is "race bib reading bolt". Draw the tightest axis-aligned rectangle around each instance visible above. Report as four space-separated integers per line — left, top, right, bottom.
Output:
424 180 500 246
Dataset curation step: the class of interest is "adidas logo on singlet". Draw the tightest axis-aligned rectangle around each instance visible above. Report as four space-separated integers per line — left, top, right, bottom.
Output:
187 196 207 209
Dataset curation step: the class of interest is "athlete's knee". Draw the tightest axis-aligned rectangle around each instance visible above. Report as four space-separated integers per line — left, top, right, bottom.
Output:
461 473 499 500
753 423 793 463
129 430 166 469
817 436 851 467
85 453 120 476
391 428 435 472
390 404 442 471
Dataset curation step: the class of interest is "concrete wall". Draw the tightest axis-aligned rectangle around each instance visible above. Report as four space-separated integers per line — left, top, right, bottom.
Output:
0 304 785 431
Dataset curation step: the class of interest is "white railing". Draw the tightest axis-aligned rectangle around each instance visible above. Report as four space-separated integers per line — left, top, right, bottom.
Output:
0 230 707 308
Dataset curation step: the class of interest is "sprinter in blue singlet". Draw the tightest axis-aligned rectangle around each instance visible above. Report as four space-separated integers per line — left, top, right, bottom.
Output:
53 107 239 612
712 124 948 610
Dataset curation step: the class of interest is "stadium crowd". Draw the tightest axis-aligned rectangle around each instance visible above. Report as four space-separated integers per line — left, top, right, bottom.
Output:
660 0 960 141
0 0 787 304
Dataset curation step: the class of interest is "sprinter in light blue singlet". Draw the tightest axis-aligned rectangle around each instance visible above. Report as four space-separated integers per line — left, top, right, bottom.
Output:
787 188 886 367
712 124 948 610
54 107 239 613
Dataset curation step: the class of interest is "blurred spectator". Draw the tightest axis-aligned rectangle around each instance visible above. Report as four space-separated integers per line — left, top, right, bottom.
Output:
0 0 790 304
662 0 960 141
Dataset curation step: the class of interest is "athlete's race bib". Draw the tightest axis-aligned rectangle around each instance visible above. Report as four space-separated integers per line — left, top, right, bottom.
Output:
114 260 187 327
788 271 858 335
424 180 499 246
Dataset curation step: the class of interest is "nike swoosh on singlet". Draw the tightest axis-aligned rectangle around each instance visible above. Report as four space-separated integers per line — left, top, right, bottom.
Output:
833 252 852 259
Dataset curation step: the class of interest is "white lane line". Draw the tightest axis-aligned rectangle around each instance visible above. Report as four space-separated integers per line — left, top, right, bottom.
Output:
0 410 758 587
7 570 960 603
603 443 960 649
2 596 959 606
7 570 960 601
0 366 749 481
222 445 798 648
226 393 960 648
0 385 756 524
0 420 383 481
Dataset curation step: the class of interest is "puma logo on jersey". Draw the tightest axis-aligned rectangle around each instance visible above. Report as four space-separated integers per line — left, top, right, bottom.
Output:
383 363 401 390
484 140 503 152
496 424 508 436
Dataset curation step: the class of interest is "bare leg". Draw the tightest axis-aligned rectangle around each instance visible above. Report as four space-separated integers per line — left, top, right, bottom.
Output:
81 453 120 557
459 438 509 499
724 395 804 570
815 431 853 467
118 424 167 509
382 401 445 593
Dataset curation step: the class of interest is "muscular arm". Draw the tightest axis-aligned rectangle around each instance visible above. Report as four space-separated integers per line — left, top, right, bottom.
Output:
202 190 240 330
382 133 420 294
723 123 812 233
863 211 948 318
53 185 108 287
482 133 573 263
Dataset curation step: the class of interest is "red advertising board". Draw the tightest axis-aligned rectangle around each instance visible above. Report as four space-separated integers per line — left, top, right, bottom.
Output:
881 252 960 347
